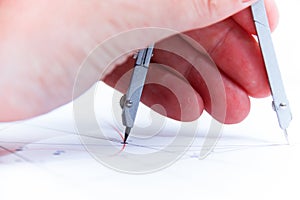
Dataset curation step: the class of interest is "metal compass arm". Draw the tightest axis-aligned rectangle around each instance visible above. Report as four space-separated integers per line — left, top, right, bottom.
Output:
251 0 292 138
120 44 154 143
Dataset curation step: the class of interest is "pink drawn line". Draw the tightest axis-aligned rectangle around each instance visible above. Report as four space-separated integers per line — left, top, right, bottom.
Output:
109 124 126 155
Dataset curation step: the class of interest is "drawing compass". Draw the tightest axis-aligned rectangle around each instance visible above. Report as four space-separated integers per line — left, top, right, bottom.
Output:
119 0 292 144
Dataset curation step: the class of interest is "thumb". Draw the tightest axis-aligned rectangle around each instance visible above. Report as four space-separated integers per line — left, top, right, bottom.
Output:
94 0 259 76
121 0 258 32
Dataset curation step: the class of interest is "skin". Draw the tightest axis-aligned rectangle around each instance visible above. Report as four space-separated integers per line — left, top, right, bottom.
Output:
0 0 279 124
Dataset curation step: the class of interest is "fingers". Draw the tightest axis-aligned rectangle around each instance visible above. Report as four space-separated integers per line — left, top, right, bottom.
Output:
232 0 279 34
89 0 276 124
151 35 251 124
185 18 270 98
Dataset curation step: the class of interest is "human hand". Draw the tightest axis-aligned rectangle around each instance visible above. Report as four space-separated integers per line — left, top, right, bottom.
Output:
0 0 278 122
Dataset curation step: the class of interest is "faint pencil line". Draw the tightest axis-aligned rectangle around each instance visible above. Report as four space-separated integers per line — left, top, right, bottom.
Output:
0 145 32 162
